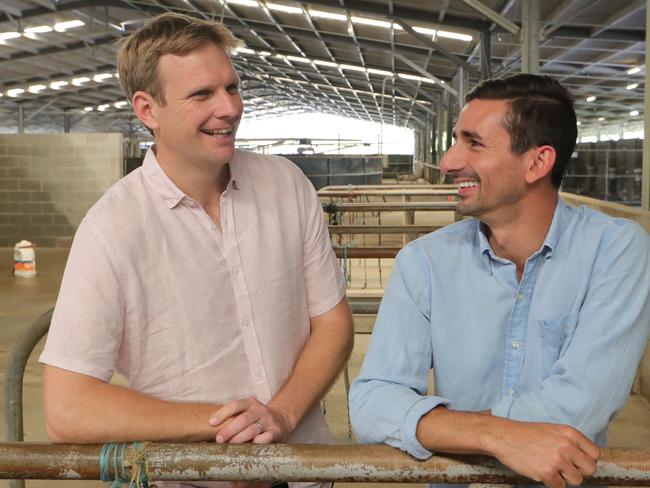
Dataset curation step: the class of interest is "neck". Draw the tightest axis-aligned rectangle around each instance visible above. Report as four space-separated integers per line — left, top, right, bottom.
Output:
483 188 558 280
154 144 230 204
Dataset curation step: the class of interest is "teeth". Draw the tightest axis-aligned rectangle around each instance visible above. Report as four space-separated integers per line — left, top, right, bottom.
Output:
459 181 479 188
201 128 232 136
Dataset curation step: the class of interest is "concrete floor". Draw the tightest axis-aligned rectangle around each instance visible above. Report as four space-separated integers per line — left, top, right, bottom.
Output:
1 242 649 487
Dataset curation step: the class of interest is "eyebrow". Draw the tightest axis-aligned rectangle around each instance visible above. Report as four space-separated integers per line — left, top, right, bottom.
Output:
459 130 483 140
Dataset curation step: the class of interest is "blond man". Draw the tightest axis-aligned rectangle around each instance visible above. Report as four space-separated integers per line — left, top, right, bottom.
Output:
40 13 353 488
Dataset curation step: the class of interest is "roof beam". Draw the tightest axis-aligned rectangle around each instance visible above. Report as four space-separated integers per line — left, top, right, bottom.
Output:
458 0 520 35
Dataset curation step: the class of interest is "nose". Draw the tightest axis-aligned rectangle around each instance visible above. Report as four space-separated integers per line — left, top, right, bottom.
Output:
213 90 243 120
440 143 465 176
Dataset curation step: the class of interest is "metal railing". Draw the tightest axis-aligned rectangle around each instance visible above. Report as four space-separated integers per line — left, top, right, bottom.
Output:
0 442 649 485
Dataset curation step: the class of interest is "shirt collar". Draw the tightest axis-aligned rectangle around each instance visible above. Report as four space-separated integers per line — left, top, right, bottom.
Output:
142 146 240 209
476 197 570 266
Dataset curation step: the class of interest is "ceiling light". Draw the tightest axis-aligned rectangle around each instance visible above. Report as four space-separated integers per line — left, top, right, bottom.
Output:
586 96 596 102
114 72 119 78
93 73 113 82
54 20 85 32
7 88 25 97
630 110 639 116
0 32 21 41
84 106 94 112
72 76 91 86
413 26 437 37
627 66 641 75
576 121 581 126
308 9 347 21
340 64 367 72
25 25 53 34
114 101 128 108
225 0 259 6
351 17 394 29
97 104 110 111
436 31 473 41
235 47 255 55
286 55 311 63
266 3 302 14
313 59 338 68
398 73 422 81
258 51 271 56
50 80 69 89
367 68 393 76
28 84 46 93
598 117 605 121
626 83 638 90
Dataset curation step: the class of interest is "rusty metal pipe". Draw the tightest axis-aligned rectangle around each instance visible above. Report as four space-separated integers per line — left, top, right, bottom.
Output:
0 443 649 485
334 247 400 259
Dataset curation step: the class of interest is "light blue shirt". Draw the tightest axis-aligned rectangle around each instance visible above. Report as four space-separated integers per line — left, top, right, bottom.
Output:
350 198 650 461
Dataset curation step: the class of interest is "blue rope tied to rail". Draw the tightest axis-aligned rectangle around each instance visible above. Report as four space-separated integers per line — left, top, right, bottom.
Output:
100 441 150 487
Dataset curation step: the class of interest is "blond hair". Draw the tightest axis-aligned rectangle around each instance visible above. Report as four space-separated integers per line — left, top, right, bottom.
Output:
116 12 241 105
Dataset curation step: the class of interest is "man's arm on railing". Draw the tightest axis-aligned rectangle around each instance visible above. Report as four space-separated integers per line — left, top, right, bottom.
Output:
43 366 223 443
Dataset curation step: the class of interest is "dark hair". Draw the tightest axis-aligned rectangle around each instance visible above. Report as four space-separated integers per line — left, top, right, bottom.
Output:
465 74 576 188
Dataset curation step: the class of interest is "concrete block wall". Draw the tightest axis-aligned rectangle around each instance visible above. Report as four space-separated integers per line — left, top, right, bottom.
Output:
0 133 122 247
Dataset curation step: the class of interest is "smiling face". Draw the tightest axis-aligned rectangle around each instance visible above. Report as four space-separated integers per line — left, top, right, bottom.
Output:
144 42 243 171
440 98 535 221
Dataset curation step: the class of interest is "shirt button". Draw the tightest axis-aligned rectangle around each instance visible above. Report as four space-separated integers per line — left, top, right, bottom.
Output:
512 339 520 350
508 388 516 397
517 293 524 301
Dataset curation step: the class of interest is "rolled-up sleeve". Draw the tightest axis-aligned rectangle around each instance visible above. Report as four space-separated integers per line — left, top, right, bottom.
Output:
492 222 650 440
349 244 450 459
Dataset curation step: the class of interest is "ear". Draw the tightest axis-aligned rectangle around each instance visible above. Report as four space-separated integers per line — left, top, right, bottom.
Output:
132 91 160 133
524 145 556 185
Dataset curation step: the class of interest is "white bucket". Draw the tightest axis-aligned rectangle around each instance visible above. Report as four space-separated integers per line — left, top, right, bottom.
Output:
14 240 36 278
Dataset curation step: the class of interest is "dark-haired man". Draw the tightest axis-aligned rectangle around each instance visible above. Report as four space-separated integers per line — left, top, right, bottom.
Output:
350 74 650 488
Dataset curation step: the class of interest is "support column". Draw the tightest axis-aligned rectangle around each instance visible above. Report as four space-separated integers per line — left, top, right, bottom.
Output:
643 0 650 210
521 0 540 74
63 110 71 133
17 103 24 134
480 30 492 79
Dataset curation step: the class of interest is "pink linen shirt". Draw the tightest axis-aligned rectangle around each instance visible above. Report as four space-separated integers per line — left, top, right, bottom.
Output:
40 148 346 487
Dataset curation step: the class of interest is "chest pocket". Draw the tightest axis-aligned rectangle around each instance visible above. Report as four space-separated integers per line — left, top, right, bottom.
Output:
539 311 578 379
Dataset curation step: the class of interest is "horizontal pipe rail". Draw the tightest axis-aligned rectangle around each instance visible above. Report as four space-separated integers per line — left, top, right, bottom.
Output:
0 443 649 485
334 247 400 258
323 202 457 212
329 225 442 234
318 189 458 197
319 184 455 191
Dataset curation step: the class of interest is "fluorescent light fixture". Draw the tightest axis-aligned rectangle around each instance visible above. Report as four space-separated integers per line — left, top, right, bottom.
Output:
436 31 473 41
576 121 581 126
54 20 85 32
72 76 91 86
286 55 311 64
598 117 605 121
7 88 25 97
114 72 119 78
225 0 259 6
313 59 338 68
50 80 69 89
258 51 271 56
266 3 302 14
0 32 21 41
586 96 596 102
367 68 393 76
627 66 641 75
274 53 285 59
93 73 113 82
413 26 437 37
339 64 366 72
630 110 639 116
28 84 47 93
398 73 422 81
235 47 255 54
351 16 393 29
114 101 128 108
97 104 110 111
84 106 94 112
308 9 347 21
626 83 638 90
25 25 53 34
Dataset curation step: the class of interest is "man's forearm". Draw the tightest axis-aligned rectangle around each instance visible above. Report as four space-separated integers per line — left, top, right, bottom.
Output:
43 365 222 443
268 298 354 431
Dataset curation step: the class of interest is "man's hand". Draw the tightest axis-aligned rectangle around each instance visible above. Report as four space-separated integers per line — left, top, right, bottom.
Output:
208 397 294 444
486 420 600 488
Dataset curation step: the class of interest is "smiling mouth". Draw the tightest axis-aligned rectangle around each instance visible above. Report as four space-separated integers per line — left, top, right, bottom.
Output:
200 128 233 137
458 180 480 190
